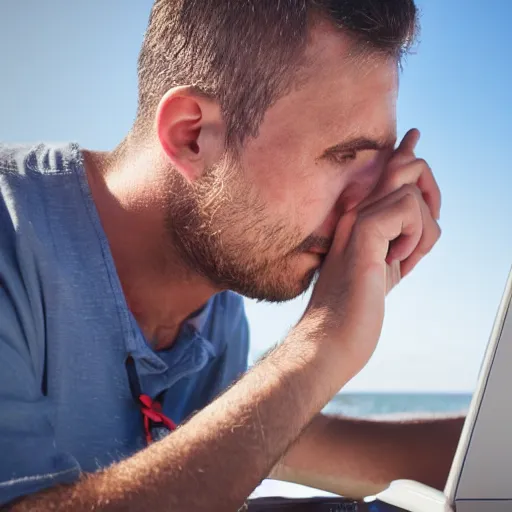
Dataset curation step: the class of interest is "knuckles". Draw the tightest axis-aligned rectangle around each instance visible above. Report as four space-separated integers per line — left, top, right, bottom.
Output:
385 157 431 191
399 183 423 205
414 157 429 170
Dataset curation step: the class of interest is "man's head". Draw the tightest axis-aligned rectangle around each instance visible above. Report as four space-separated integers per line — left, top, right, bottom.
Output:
130 0 418 302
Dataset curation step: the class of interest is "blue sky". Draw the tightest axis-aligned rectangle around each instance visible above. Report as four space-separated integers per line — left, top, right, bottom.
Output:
1 0 510 392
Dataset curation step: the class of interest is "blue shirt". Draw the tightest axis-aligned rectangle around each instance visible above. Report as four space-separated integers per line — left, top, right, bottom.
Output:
0 143 250 506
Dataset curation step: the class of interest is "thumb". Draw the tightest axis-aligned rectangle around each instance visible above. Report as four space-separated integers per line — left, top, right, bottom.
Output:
326 210 358 259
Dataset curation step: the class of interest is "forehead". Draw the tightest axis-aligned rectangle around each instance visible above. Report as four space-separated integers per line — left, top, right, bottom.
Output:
256 20 399 149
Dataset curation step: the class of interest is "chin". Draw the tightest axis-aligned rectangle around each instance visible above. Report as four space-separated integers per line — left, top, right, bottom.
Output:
264 263 319 303
231 263 318 303
206 250 321 303
279 254 321 298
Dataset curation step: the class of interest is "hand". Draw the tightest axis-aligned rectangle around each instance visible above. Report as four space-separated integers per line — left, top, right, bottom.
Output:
360 128 441 279
299 130 441 379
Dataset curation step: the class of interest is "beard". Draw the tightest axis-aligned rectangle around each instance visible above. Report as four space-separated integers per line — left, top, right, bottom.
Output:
165 152 326 302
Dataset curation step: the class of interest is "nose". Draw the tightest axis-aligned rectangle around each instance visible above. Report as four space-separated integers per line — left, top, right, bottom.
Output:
336 172 380 214
312 181 377 245
339 152 389 212
315 151 390 241
338 184 367 213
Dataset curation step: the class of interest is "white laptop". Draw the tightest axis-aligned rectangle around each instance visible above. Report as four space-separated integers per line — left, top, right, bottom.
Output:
376 266 512 512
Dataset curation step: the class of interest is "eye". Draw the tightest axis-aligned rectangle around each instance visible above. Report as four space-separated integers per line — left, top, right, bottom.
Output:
330 150 357 165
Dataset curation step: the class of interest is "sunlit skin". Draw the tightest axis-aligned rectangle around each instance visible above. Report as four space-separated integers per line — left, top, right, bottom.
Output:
86 22 401 349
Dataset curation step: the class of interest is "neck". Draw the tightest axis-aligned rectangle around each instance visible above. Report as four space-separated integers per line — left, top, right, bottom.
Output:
82 145 218 350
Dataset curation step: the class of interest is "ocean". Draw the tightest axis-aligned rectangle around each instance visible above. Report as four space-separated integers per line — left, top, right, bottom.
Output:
322 392 473 417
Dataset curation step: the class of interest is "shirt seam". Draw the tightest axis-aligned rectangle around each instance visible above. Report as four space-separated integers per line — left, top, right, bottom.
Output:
0 467 79 488
70 144 137 356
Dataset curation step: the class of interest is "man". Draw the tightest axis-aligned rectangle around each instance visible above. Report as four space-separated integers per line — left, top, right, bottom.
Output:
0 1 464 510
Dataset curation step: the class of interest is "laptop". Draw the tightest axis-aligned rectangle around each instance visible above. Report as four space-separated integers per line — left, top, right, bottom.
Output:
376 266 512 512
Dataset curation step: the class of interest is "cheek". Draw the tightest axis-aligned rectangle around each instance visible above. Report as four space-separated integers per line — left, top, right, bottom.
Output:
241 118 343 220
299 172 345 220
243 153 344 230
266 168 347 235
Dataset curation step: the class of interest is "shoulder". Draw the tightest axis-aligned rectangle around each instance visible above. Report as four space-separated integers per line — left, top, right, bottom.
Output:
0 143 81 368
0 141 83 237
0 144 60 268
0 142 81 230
0 142 81 175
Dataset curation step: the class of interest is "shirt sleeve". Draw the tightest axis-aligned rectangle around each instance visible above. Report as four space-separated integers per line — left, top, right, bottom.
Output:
0 284 81 507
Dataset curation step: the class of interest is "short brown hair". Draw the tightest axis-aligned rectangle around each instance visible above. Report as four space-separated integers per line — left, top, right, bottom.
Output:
136 0 418 147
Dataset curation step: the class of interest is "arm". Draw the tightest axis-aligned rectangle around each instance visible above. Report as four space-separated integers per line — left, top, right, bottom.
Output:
271 412 465 498
8 327 355 512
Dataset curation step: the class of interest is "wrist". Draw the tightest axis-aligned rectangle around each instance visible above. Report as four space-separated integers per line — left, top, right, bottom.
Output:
279 318 359 404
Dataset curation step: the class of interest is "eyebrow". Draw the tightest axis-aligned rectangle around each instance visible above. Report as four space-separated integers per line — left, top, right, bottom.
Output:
322 135 397 159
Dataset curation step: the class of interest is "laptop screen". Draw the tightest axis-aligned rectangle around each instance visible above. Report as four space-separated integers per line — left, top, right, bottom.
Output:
445 267 512 507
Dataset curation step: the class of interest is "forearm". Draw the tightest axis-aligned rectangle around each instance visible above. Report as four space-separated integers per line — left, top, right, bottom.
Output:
272 413 465 498
9 327 348 512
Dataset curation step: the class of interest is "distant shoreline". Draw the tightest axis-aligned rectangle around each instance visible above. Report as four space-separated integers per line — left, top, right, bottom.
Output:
337 390 473 395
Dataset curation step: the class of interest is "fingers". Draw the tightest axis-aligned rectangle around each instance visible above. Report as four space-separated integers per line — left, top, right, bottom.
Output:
387 189 442 272
360 150 441 221
362 158 427 205
394 128 441 221
400 207 441 278
357 184 424 264
314 185 425 306
377 156 441 221
313 183 437 316
417 161 441 220
396 128 421 155
386 260 402 294
357 183 441 278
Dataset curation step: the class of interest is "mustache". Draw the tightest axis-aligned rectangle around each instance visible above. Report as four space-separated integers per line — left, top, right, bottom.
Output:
293 235 332 254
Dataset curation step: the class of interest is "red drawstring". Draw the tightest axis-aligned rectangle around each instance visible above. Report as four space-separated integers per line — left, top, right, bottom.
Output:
125 357 177 444
138 394 177 444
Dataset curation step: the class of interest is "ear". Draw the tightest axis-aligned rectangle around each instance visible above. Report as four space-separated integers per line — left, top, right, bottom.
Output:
155 86 226 182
